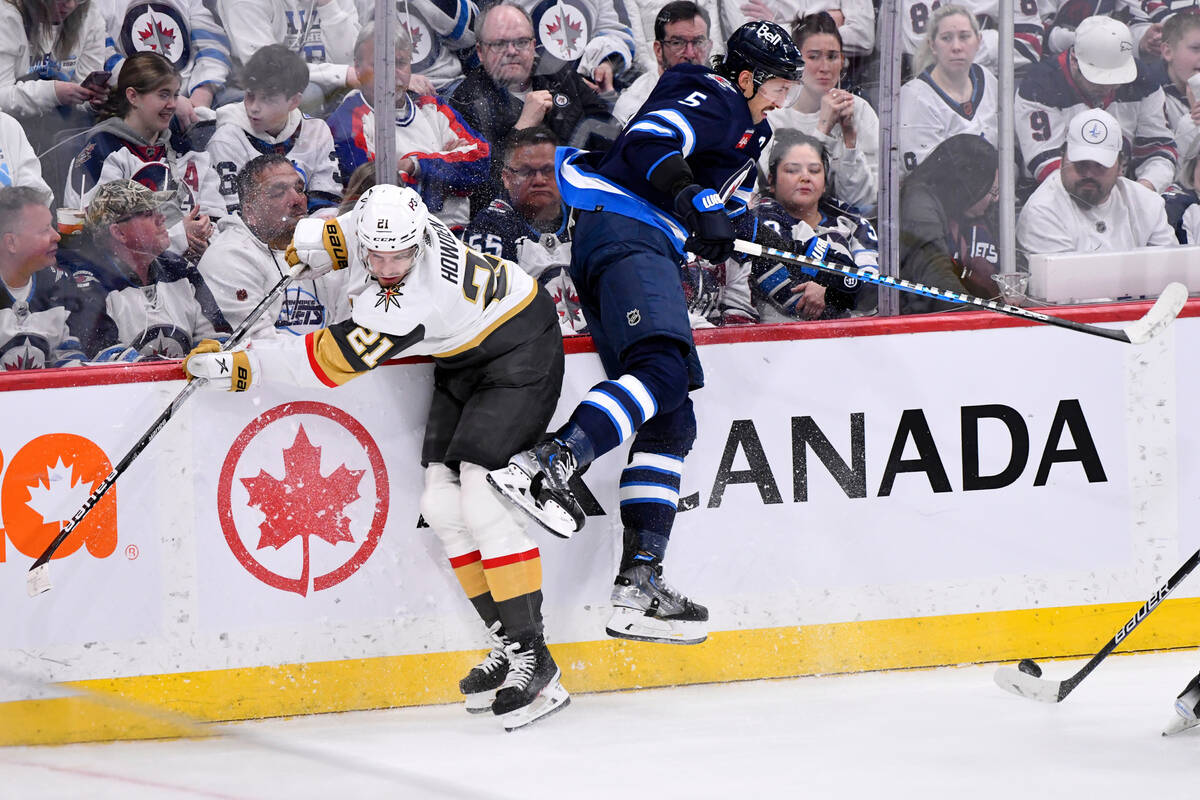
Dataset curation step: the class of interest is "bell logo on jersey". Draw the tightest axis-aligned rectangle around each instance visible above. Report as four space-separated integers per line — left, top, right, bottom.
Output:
0 434 117 565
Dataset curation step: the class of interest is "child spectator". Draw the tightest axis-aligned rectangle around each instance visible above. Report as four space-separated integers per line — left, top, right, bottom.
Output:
1155 12 1200 130
207 45 341 216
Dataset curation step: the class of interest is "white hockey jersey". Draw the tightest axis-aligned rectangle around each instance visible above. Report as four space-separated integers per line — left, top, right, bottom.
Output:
1017 170 1178 255
214 0 359 92
0 268 88 369
0 111 53 203
252 210 541 389
98 0 232 95
518 0 638 78
198 214 350 339
719 0 876 57
0 1 107 116
900 0 1042 72
206 104 342 215
898 64 998 174
354 0 478 89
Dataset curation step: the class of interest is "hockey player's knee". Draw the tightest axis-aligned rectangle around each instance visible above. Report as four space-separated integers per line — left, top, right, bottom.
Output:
459 463 535 558
620 337 690 415
631 398 696 458
420 463 476 556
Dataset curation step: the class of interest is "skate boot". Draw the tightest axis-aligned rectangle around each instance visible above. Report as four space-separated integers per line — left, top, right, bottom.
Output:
459 622 510 714
1164 672 1200 736
491 636 570 731
486 438 585 538
606 559 709 645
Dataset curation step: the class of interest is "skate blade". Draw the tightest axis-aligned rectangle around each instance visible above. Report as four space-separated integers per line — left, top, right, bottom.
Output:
605 607 708 645
1163 708 1200 736
486 464 577 539
464 688 498 714
499 683 571 732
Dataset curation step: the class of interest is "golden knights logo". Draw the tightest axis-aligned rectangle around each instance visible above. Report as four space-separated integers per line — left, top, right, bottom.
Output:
375 284 403 311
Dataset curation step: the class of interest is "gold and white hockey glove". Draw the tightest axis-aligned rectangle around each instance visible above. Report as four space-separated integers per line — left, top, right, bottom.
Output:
183 339 258 392
285 217 351 279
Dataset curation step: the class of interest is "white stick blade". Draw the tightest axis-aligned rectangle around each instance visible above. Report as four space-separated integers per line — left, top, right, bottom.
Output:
993 666 1063 703
1124 282 1189 344
26 564 52 597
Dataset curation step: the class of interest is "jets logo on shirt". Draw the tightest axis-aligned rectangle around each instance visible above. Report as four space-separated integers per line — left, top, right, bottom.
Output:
533 0 589 62
121 3 190 68
736 129 753 149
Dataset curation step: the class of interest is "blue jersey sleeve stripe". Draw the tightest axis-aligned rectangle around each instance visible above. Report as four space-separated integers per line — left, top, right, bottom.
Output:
191 29 231 46
195 49 232 65
647 109 695 156
627 120 675 138
450 0 471 40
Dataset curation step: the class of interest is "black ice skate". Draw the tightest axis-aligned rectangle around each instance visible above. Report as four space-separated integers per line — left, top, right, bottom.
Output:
605 560 709 645
459 622 510 714
1164 672 1200 736
486 438 585 538
491 636 570 732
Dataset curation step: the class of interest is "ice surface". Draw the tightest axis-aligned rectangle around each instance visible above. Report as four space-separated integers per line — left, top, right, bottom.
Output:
3 649 1199 799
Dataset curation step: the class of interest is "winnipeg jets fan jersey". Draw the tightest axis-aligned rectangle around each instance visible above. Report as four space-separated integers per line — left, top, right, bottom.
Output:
214 0 359 91
899 64 998 173
354 0 479 88
252 209 541 389
0 268 91 370
899 0 1042 70
99 0 232 95
558 64 768 254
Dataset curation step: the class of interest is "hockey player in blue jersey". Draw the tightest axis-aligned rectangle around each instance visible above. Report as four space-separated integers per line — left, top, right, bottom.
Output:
488 21 805 646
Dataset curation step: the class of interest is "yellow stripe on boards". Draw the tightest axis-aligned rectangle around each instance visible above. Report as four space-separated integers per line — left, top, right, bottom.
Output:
5 598 1200 746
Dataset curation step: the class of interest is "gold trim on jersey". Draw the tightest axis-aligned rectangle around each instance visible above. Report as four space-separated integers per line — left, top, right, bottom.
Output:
432 283 538 359
307 327 363 387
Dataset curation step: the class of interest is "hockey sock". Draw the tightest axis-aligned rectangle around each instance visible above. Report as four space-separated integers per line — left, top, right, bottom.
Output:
564 375 658 462
483 547 545 643
618 451 682 563
448 551 502 629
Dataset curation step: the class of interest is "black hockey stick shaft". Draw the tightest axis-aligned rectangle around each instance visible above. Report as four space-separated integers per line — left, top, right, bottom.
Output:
1051 547 1200 700
26 263 303 578
734 239 1185 344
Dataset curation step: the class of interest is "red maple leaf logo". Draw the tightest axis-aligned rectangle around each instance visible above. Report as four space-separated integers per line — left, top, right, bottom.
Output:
403 22 424 50
239 425 364 594
137 19 177 51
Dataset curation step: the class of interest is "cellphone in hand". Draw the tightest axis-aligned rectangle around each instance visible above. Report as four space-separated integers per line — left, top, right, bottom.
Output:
80 70 111 92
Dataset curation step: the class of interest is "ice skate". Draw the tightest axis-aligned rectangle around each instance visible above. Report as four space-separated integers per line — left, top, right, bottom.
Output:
1163 673 1200 736
605 560 709 645
492 636 570 731
486 438 585 538
459 622 510 714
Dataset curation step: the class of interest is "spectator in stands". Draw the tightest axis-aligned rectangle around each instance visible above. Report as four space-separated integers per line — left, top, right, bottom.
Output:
207 45 341 217
99 0 232 129
0 186 92 368
463 127 583 334
900 0 1042 77
448 2 614 214
765 11 878 213
898 133 1000 314
1019 108 1178 255
352 0 480 91
1165 129 1200 243
613 1 713 127
1016 15 1177 193
898 5 997 175
329 24 490 229
338 161 376 213
514 0 638 94
734 0 875 62
64 52 222 262
1155 12 1200 130
199 154 347 340
215 0 360 111
0 110 52 203
746 131 870 321
62 179 229 360
0 0 107 119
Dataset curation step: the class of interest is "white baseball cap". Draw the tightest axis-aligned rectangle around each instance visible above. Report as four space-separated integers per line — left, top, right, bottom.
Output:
1065 108 1123 168
1073 16 1136 85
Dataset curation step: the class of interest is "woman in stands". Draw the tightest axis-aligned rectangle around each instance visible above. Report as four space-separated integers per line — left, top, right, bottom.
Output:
743 130 873 322
898 4 998 175
63 51 222 261
763 12 879 215
0 0 107 119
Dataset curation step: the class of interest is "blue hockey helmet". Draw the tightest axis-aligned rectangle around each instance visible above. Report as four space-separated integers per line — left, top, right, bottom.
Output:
716 21 804 87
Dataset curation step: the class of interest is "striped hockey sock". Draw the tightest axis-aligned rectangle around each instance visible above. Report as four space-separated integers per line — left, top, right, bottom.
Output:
619 451 683 561
570 375 659 459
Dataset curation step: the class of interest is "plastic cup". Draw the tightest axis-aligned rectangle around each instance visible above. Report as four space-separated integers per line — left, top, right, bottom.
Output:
56 207 85 235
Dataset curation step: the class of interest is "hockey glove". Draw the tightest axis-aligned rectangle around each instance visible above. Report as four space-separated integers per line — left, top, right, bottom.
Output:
183 339 258 392
674 184 735 263
285 217 351 279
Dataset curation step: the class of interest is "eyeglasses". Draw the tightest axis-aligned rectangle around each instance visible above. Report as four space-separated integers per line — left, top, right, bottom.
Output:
504 165 556 180
480 37 535 53
802 50 844 64
661 36 710 52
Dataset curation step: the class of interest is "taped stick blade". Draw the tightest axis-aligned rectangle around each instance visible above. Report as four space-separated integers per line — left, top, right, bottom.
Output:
1125 282 1189 345
993 666 1064 703
27 563 52 597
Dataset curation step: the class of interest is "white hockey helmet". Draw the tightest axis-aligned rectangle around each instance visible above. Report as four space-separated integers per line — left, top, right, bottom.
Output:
353 184 429 258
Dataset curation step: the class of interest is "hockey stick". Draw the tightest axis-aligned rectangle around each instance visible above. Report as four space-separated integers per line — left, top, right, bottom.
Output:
733 239 1190 344
26 262 305 597
993 547 1200 703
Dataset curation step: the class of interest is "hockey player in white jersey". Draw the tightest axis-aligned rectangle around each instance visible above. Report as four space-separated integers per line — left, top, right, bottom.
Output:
183 184 570 731
206 45 342 216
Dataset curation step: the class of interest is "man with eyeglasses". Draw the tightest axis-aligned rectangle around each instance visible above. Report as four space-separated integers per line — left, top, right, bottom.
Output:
464 126 584 334
487 21 806 647
448 1 614 217
613 1 713 127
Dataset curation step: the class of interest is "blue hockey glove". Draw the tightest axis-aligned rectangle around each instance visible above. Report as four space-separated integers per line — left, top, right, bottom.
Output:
674 184 735 263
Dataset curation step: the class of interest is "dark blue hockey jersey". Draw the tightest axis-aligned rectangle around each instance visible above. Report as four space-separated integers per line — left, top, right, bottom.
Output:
557 63 771 254
0 267 99 369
